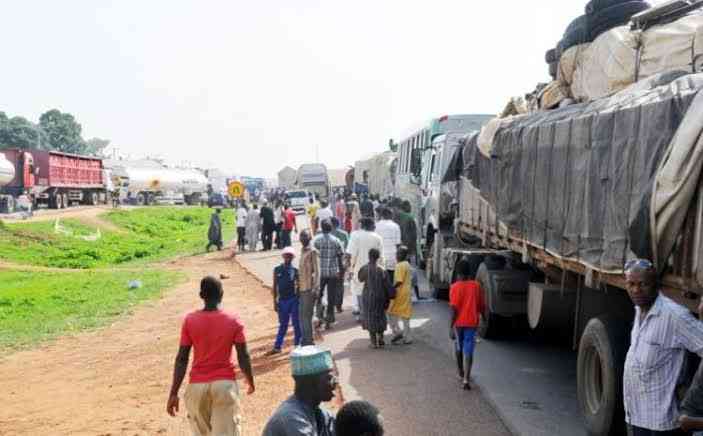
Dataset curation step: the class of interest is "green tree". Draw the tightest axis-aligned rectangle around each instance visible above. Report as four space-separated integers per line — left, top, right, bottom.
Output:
39 109 85 154
84 137 110 157
0 112 46 150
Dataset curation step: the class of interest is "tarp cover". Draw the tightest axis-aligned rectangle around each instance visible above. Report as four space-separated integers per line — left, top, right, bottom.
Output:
465 71 703 273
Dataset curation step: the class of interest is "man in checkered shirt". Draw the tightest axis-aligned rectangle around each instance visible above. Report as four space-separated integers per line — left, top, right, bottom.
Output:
313 219 345 330
623 259 703 435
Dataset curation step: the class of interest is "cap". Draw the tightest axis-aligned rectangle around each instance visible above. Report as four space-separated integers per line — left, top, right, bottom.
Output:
290 346 334 376
282 246 296 257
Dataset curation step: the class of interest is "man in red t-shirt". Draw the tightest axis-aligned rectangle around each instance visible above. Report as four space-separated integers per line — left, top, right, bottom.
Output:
281 203 298 248
449 259 485 391
167 276 255 436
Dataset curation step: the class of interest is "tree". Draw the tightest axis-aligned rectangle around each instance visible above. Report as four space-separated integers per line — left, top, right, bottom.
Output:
388 138 398 152
0 112 46 150
84 137 110 157
39 109 85 154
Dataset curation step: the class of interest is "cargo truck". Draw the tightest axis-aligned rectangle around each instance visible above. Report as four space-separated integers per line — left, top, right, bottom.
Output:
0 148 109 212
427 72 703 435
297 163 331 203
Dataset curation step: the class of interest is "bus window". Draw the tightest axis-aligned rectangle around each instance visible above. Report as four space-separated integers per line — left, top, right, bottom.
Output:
429 154 436 182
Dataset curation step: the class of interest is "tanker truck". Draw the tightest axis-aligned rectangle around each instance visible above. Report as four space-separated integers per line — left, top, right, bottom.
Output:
427 71 703 435
0 148 109 212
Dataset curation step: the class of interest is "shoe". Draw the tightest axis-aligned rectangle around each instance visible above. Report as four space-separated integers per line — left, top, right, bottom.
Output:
265 349 281 356
336 307 343 314
325 323 332 331
352 310 360 316
402 339 414 345
463 382 472 391
378 338 385 348
391 334 404 345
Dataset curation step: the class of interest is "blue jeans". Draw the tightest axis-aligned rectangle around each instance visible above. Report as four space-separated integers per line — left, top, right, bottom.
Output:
455 327 477 357
274 296 301 350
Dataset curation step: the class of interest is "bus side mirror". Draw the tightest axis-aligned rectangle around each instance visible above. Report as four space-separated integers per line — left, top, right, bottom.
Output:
411 149 422 178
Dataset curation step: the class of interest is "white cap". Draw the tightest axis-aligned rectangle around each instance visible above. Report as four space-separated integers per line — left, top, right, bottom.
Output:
282 246 296 257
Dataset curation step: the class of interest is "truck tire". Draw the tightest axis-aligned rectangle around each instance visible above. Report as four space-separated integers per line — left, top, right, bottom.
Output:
577 315 629 436
136 193 146 206
559 15 591 53
62 193 70 208
89 192 98 206
476 262 504 339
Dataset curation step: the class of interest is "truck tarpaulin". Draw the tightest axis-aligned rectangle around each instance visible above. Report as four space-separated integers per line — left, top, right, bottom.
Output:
466 71 703 273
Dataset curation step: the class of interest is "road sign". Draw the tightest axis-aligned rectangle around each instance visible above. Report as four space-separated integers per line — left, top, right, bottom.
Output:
228 181 245 198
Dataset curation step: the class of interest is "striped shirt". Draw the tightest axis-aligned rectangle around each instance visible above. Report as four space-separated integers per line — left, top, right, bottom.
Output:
624 294 703 431
313 233 344 278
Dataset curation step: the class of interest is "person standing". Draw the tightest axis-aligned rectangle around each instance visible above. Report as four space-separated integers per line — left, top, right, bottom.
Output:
262 346 337 436
358 248 393 349
335 195 346 225
335 401 385 436
206 208 224 252
307 197 320 234
375 208 401 283
167 276 255 436
245 204 261 252
360 194 374 219
274 200 284 249
389 246 413 345
313 219 345 330
316 200 334 230
260 201 275 251
331 217 350 313
236 202 248 252
397 200 424 300
347 194 361 231
347 218 384 321
622 259 703 435
449 259 484 391
267 247 302 355
299 230 320 346
282 203 298 248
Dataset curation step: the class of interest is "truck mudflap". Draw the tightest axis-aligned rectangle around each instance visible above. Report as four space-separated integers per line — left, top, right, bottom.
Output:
484 269 532 316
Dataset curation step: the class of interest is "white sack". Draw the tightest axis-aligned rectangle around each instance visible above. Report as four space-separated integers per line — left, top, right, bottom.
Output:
639 13 703 80
558 43 590 87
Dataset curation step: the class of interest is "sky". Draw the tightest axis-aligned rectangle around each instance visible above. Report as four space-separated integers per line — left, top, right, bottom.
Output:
0 1 657 179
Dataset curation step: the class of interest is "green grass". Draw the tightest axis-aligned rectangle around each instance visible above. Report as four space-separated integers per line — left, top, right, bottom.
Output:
0 269 184 350
0 207 235 269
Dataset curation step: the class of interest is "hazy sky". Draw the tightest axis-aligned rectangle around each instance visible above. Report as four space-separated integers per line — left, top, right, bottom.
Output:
1 1 654 178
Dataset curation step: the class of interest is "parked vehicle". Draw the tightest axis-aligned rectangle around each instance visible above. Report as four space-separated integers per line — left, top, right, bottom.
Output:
353 151 396 200
297 163 331 203
105 162 208 206
0 148 109 212
428 71 703 436
287 189 313 214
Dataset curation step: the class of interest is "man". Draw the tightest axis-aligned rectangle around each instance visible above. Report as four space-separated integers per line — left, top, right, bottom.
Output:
313 219 345 330
397 200 424 300
282 203 298 248
261 201 275 251
335 401 385 436
359 194 374 219
335 195 346 225
245 203 261 252
167 276 255 436
262 346 337 436
206 208 224 252
347 217 384 321
307 197 320 234
348 194 361 231
236 202 248 252
622 259 703 435
267 247 302 355
316 200 334 230
375 208 401 283
449 259 484 391
299 230 320 346
331 217 349 313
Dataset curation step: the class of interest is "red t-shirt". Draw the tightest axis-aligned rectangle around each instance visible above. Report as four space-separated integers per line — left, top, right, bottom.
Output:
179 310 246 383
449 280 484 328
283 209 296 231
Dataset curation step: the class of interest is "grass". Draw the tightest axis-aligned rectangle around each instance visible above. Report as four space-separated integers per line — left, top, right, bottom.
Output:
0 207 235 269
0 269 184 350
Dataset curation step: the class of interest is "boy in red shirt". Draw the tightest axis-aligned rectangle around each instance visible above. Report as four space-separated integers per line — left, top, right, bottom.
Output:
449 259 485 391
167 276 255 436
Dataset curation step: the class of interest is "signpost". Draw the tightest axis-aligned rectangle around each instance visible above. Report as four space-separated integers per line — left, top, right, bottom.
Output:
228 181 245 199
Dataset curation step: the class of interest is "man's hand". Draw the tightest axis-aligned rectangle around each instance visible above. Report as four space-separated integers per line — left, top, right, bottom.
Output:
449 328 456 340
246 380 256 395
167 394 179 417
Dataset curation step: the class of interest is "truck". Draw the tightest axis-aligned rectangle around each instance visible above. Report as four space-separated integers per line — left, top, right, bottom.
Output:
0 148 109 212
426 71 703 435
353 152 397 199
297 163 331 203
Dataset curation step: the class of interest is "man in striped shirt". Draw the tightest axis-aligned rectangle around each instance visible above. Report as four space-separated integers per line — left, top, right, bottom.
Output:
623 259 703 435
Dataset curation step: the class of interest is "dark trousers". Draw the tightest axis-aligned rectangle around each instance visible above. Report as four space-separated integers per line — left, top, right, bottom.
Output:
262 227 274 250
274 297 301 350
281 229 292 248
630 426 688 436
318 277 342 324
386 269 395 285
237 227 246 250
206 240 223 251
274 223 283 249
683 360 703 416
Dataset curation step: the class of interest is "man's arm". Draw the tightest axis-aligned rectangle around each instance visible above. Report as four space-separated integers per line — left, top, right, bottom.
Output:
313 251 320 293
235 342 255 395
272 270 278 312
167 345 191 416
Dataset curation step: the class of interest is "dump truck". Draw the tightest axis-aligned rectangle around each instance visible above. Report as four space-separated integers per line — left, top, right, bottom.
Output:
427 71 703 435
0 148 109 212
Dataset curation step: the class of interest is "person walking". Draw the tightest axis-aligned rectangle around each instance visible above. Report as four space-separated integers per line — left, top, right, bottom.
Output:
389 246 413 345
245 204 261 252
206 208 224 252
335 401 385 436
313 219 345 330
622 259 703 435
330 217 350 313
316 200 334 230
274 200 284 249
262 346 337 436
397 200 424 300
236 202 248 252
360 194 374 219
260 201 275 251
358 248 394 349
166 276 255 436
449 259 484 390
375 207 401 283
267 247 302 355
335 195 346 225
299 230 320 346
282 203 298 248
307 197 320 234
347 194 361 231
347 218 384 321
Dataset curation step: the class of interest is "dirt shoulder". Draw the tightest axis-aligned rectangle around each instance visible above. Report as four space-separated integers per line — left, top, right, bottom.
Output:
0 252 303 436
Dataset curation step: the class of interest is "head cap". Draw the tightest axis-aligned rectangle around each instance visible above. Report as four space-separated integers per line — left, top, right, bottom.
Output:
282 246 296 258
290 346 334 376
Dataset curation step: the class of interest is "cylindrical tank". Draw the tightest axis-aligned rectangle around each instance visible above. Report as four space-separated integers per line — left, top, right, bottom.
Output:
177 169 208 195
124 166 184 193
0 154 16 187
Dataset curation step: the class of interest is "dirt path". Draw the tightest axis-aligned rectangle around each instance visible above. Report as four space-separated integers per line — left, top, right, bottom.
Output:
2 205 131 232
0 252 312 436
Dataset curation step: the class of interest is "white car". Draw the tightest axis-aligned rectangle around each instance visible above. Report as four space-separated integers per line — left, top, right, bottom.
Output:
287 190 313 214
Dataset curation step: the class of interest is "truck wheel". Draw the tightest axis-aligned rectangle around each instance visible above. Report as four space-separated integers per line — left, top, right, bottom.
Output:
147 193 155 205
62 193 70 208
476 262 503 339
137 193 146 206
90 192 98 206
577 315 629 436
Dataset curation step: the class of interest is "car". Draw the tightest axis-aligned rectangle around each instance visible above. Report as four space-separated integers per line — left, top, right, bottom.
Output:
208 192 227 208
287 189 313 214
